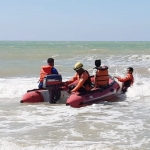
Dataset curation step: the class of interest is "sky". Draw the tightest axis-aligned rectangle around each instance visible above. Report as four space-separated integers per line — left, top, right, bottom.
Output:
0 0 150 41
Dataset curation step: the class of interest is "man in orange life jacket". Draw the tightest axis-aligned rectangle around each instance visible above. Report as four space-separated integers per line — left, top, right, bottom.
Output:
38 58 58 89
93 59 109 88
114 67 134 93
64 62 92 93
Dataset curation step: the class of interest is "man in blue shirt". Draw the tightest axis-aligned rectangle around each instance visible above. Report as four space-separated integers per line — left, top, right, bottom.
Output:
38 58 58 89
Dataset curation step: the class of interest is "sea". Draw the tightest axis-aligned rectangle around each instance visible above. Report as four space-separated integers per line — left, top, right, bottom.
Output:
0 41 150 150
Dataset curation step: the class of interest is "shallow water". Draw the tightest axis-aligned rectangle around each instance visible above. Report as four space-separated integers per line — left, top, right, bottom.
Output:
0 41 150 150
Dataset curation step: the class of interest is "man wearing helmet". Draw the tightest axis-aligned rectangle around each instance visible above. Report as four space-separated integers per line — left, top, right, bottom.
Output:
114 67 134 93
65 62 92 93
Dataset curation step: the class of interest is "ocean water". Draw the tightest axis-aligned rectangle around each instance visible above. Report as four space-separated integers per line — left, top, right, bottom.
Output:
0 41 150 150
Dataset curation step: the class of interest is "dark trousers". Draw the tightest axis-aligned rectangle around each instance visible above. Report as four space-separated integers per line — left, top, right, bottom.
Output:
68 85 87 93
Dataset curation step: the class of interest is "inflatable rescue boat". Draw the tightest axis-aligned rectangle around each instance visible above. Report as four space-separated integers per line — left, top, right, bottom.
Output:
66 77 120 108
20 74 69 103
21 75 121 107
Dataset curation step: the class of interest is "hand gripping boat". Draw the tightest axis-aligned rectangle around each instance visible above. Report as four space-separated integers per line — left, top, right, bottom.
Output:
20 74 69 103
66 77 121 108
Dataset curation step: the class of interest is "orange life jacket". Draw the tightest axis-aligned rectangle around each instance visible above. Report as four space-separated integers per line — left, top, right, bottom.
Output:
117 73 134 93
68 70 92 92
95 66 109 86
39 65 52 82
117 73 134 84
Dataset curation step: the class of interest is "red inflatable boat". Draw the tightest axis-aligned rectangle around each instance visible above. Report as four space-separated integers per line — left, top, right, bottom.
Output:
66 77 121 108
21 75 121 108
20 74 69 103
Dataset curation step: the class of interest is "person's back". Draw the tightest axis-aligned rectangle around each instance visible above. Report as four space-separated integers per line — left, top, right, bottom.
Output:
93 59 109 88
95 66 109 88
38 58 58 89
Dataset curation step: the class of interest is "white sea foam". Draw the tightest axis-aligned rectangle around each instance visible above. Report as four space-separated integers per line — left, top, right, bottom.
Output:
0 76 70 100
0 42 150 149
1 66 149 101
0 78 38 99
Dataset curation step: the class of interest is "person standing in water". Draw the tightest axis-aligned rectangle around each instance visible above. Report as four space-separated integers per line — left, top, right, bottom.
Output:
114 67 134 93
